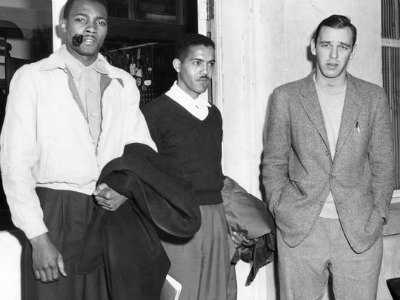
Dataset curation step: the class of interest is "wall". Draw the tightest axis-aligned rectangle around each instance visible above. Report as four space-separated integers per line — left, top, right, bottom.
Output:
213 0 382 299
52 0 66 50
0 231 21 300
0 0 49 8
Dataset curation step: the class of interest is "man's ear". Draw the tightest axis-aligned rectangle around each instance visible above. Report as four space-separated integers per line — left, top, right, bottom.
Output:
172 58 181 73
350 44 357 60
60 19 67 32
310 39 317 56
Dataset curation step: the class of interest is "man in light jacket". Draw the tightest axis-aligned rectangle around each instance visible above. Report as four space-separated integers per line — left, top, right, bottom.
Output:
0 0 155 299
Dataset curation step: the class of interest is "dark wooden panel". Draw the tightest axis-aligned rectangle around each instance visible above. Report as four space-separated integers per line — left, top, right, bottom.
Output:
106 17 187 45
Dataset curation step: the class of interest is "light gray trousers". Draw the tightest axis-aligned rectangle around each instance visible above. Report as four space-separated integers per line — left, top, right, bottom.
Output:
277 217 383 300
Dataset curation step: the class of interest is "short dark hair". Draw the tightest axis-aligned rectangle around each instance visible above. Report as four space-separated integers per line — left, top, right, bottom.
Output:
313 15 357 47
63 0 108 19
174 33 215 61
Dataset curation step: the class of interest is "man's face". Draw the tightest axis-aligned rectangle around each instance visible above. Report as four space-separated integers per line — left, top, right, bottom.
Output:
62 0 108 65
174 45 215 99
311 26 354 83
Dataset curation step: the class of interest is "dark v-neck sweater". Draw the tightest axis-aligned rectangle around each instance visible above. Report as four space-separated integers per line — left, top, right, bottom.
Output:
141 94 224 205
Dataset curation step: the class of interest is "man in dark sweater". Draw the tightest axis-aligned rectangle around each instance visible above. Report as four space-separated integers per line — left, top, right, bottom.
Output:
141 34 231 300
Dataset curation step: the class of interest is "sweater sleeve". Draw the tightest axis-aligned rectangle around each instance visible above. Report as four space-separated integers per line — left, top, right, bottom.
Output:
141 104 162 149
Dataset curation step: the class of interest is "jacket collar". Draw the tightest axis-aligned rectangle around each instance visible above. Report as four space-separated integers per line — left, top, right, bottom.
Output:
40 45 124 87
299 70 330 151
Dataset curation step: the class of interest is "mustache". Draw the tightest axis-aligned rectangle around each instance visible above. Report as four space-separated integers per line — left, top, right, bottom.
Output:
72 34 83 47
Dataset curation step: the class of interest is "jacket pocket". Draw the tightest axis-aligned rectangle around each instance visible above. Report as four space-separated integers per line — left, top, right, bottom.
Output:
279 178 306 204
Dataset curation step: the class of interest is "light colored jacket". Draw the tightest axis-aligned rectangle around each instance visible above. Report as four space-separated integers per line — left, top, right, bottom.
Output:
262 72 394 253
0 46 156 239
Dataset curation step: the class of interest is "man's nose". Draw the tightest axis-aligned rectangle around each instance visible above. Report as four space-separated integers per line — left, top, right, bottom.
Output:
85 21 97 33
200 64 212 76
329 46 338 59
199 64 207 75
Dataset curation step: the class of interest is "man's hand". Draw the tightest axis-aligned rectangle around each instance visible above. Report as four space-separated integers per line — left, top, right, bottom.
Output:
231 231 258 249
94 183 128 211
30 233 66 282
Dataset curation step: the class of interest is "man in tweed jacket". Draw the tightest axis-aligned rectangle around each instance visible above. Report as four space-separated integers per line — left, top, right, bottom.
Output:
262 15 394 299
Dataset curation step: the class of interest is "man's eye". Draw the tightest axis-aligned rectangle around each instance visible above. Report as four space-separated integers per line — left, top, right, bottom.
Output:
339 45 349 50
98 20 107 26
75 17 85 23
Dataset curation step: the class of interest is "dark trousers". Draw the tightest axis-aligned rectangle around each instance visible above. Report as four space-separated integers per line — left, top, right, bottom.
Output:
22 188 109 300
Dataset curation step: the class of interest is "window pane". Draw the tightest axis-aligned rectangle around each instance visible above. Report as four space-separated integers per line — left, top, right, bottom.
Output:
382 0 400 39
382 46 400 189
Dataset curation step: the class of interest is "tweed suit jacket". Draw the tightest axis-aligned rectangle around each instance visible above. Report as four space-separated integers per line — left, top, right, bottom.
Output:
262 71 395 253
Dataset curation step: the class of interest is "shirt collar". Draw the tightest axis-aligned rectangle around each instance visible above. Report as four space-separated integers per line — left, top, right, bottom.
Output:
40 45 119 80
166 81 211 109
60 45 109 78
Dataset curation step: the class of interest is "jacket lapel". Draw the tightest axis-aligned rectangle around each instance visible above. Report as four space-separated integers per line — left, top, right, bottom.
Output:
299 73 330 152
334 74 363 161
